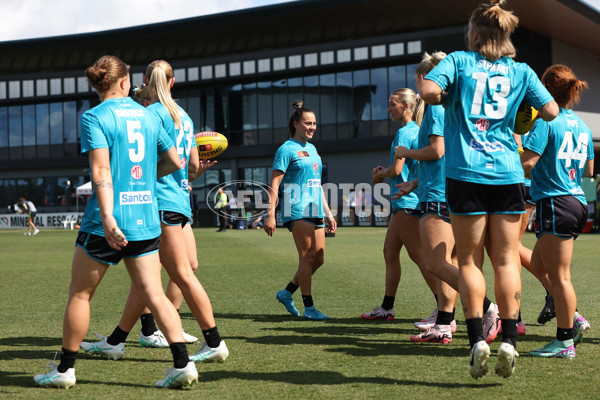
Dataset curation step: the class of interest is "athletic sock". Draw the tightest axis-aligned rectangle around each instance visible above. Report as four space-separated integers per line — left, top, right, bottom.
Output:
436 311 454 326
500 319 517 348
381 295 395 311
169 343 189 368
557 327 573 341
483 297 492 316
285 282 299 294
434 294 438 304
517 311 522 323
140 313 158 336
202 326 221 349
302 295 314 308
107 326 129 346
57 348 77 373
466 318 484 348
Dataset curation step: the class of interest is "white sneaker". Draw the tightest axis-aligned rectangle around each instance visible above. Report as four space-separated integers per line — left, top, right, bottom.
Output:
190 341 229 362
140 330 169 348
24 232 31 236
361 306 395 321
155 361 198 389
468 340 491 379
420 306 438 322
415 319 457 333
483 303 500 344
182 330 198 343
80 333 124 360
33 229 40 235
495 342 519 378
34 365 76 389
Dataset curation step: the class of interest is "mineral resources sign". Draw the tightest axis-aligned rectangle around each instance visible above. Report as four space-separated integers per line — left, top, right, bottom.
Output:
0 213 84 229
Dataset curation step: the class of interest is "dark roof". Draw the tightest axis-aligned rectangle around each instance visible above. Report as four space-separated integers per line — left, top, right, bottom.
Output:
1 0 599 75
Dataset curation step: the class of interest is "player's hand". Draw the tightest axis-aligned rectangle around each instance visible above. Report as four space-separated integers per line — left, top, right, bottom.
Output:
394 145 409 159
264 215 276 237
102 216 128 250
326 216 337 233
392 181 416 200
372 166 385 184
198 159 217 176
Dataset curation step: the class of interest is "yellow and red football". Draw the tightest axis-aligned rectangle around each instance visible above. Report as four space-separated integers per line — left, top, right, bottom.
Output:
194 131 228 159
514 101 539 135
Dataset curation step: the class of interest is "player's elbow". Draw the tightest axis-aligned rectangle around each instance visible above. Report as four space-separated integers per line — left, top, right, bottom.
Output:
539 100 559 122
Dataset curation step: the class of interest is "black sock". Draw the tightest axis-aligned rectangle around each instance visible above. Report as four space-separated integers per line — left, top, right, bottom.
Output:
140 313 158 336
57 348 77 373
202 326 221 348
436 311 454 326
107 325 129 346
434 294 438 304
517 311 522 323
285 282 299 294
381 295 395 311
557 327 573 341
302 295 314 308
466 318 484 348
483 297 492 315
170 343 189 369
501 319 518 348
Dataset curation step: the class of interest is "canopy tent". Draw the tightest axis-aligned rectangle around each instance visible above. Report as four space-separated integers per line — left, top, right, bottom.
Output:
76 181 92 212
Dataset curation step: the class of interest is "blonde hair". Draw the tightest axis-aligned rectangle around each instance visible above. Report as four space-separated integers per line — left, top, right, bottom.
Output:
145 60 182 130
391 88 423 126
416 51 447 76
85 55 129 93
469 0 519 60
542 64 589 109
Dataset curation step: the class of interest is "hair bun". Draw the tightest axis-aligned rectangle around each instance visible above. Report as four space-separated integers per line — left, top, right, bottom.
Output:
491 0 505 6
292 100 304 110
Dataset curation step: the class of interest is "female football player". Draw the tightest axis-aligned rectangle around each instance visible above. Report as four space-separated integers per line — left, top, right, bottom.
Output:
265 101 337 320
420 0 558 378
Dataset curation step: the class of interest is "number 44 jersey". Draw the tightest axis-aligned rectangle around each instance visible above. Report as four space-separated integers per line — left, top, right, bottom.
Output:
425 50 554 185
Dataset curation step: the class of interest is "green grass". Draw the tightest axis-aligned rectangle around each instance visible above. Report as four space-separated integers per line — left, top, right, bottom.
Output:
1 227 599 399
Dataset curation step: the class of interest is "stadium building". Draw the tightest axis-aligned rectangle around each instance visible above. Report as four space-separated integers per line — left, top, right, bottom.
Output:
1 0 600 226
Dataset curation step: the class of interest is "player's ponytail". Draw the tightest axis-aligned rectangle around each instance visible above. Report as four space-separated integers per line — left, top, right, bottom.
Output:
146 60 183 131
468 0 518 60
288 100 314 137
541 64 588 109
391 88 422 126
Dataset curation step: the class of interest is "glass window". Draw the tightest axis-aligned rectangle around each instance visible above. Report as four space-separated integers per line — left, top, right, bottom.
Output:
258 59 270 73
37 79 49 96
63 78 75 94
288 55 301 69
9 81 20 98
50 78 61 95
304 53 318 67
388 65 406 97
0 107 7 147
23 80 34 97
201 65 213 80
257 81 273 130
188 67 199 81
354 47 369 61
243 60 255 75
337 49 351 63
202 87 216 131
215 64 226 78
0 82 6 99
50 103 63 158
22 105 35 158
320 51 334 65
406 63 418 91
303 75 319 120
287 77 302 110
389 42 405 56
9 106 22 159
36 103 50 159
372 44 386 58
77 77 88 93
76 100 90 140
174 68 186 82
64 101 77 156
242 83 258 131
131 73 143 87
273 57 286 71
407 40 422 54
319 73 336 139
353 70 371 137
186 89 201 131
272 79 287 129
336 72 352 139
229 62 241 76
371 68 388 121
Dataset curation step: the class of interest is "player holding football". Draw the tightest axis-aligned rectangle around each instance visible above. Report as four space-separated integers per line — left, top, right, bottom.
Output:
33 55 197 389
265 101 337 320
522 64 593 359
80 60 228 364
420 0 558 379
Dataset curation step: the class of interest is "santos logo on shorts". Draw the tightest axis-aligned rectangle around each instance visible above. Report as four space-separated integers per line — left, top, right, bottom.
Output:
120 191 153 205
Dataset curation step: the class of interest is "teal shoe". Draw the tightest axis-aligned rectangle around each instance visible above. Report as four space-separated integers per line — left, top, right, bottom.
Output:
529 339 575 359
276 289 299 316
303 306 330 320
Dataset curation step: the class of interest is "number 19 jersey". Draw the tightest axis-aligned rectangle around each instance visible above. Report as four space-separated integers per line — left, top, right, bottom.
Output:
425 51 553 185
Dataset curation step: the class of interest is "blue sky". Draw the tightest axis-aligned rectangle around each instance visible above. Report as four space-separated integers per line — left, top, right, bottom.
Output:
0 0 297 42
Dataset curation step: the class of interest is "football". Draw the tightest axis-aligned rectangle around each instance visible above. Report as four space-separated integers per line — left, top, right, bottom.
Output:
194 131 228 159
514 101 539 135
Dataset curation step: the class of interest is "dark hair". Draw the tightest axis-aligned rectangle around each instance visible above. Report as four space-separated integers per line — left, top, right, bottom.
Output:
287 100 314 137
85 55 129 93
542 64 588 109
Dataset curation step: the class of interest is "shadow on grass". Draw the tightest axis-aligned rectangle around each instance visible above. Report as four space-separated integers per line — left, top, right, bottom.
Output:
0 369 151 389
0 336 61 347
196 369 500 389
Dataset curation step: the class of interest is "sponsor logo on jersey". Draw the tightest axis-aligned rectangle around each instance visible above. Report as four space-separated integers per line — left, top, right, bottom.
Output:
114 109 144 118
120 191 153 205
181 157 187 169
569 168 576 181
131 165 143 180
313 162 319 172
475 118 490 132
470 139 505 152
181 179 189 190
307 179 321 188
297 151 309 158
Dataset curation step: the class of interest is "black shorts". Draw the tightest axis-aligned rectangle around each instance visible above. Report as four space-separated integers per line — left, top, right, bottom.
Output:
534 196 587 239
419 201 451 223
160 210 189 228
446 178 525 215
28 211 37 219
284 218 325 232
524 186 535 205
76 231 161 266
391 208 421 217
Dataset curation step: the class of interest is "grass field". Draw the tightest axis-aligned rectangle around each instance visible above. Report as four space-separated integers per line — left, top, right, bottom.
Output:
0 227 599 399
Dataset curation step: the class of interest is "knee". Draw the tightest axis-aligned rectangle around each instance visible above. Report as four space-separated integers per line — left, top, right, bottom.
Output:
314 250 324 268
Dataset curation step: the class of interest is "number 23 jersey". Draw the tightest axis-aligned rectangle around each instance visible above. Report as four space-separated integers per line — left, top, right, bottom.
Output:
426 50 553 185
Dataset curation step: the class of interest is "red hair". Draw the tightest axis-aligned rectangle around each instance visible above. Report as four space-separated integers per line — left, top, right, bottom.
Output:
541 64 588 109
